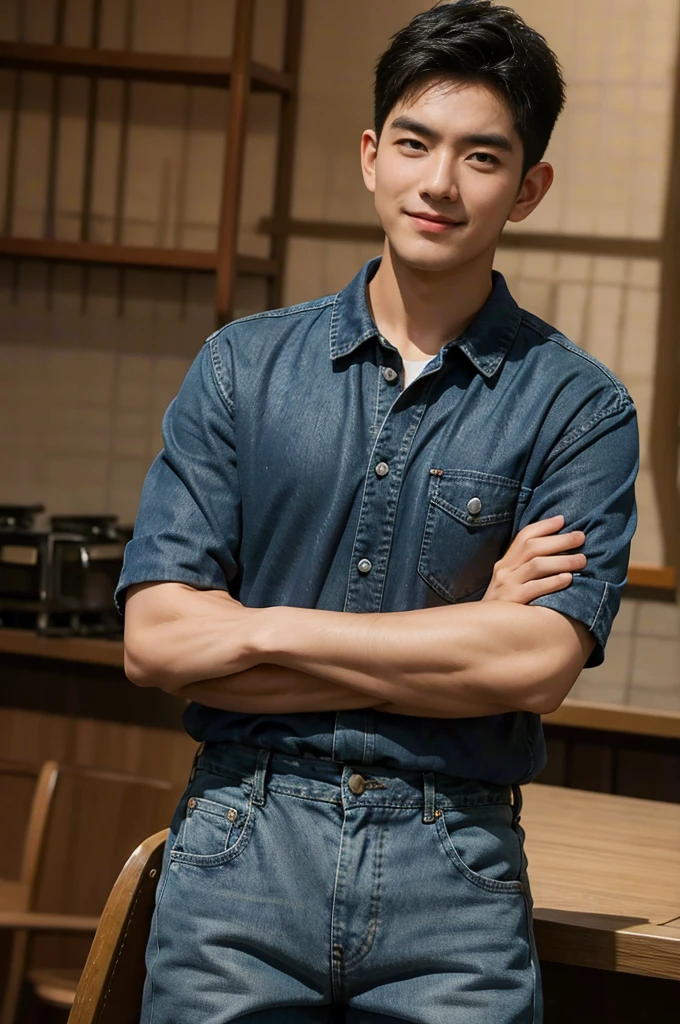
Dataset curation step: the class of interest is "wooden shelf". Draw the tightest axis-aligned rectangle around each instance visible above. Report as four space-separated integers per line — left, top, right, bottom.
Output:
627 563 677 590
0 41 295 94
544 699 680 740
0 629 124 668
0 236 277 277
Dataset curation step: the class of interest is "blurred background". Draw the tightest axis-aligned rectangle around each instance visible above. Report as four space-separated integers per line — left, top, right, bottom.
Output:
0 3 679 1020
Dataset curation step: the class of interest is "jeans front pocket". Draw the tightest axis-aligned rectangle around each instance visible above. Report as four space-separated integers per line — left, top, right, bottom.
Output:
435 802 525 895
418 469 530 602
170 767 254 867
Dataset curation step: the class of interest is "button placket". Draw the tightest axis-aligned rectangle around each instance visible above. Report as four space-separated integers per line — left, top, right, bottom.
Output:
344 373 435 614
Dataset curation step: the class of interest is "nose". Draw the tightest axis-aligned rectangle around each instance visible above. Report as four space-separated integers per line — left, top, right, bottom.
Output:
420 153 459 204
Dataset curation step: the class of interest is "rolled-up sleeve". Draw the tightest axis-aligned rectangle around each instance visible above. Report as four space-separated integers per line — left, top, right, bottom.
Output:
518 396 639 667
115 334 240 614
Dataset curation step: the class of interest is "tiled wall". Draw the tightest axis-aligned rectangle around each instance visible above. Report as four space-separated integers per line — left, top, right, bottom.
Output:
0 1 678 707
570 598 680 713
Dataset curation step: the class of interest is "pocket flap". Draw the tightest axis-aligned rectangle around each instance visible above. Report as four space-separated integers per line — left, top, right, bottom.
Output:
428 470 525 526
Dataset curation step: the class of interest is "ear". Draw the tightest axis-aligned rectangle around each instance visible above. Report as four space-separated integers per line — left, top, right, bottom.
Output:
360 129 379 194
506 162 554 223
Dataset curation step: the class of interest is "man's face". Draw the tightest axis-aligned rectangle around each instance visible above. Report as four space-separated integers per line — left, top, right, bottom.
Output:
361 77 546 273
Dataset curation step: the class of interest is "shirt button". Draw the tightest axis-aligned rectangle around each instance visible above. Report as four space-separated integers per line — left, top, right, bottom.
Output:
382 366 398 383
348 773 367 795
375 461 389 477
467 497 483 515
357 558 373 574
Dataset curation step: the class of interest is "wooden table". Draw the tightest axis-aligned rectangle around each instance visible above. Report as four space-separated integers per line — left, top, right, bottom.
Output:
523 784 680 979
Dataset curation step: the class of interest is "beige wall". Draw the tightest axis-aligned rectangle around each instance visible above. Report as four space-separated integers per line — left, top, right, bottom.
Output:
0 1 678 705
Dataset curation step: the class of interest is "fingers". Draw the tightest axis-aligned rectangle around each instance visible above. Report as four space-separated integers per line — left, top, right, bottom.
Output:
516 514 566 540
504 516 586 570
515 573 575 604
516 552 587 583
526 532 586 556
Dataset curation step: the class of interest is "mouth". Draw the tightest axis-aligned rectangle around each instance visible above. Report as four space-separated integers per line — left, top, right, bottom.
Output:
406 212 466 232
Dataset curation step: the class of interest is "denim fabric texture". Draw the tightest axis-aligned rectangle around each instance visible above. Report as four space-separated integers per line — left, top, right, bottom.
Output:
116 256 638 784
141 742 542 1023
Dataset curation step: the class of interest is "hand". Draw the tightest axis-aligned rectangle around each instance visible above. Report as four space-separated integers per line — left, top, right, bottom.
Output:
482 515 586 605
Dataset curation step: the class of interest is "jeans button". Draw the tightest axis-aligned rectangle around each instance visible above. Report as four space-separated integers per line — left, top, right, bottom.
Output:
382 366 398 383
348 773 367 795
375 461 389 477
357 558 372 574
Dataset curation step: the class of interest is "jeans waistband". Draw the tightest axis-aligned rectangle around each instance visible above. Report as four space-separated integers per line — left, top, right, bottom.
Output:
194 741 522 823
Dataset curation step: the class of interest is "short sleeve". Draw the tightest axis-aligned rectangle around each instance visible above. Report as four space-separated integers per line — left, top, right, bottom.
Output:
115 335 240 614
517 398 639 667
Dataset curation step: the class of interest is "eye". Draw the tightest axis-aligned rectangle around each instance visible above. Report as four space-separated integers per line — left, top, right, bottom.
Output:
397 138 427 152
469 152 500 165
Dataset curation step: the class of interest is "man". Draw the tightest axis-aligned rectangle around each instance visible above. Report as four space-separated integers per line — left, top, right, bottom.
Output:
118 1 638 1020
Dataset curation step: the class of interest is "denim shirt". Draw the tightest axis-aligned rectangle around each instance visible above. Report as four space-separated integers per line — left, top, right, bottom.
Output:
116 256 638 784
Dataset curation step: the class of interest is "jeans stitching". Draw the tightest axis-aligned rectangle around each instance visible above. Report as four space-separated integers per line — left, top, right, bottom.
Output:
343 818 387 971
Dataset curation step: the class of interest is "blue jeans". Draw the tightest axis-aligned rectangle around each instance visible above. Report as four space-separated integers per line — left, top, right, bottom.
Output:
141 742 542 1023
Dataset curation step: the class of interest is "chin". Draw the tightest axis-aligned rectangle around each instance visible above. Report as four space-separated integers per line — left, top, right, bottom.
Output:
387 238 470 274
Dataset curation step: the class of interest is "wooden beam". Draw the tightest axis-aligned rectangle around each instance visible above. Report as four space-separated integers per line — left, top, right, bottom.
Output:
215 0 256 326
267 0 305 311
258 217 663 259
0 41 294 94
0 236 216 271
652 5 680 571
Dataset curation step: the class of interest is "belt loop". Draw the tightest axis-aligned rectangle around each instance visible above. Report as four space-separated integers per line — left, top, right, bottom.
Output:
422 771 436 824
251 748 271 808
511 783 523 826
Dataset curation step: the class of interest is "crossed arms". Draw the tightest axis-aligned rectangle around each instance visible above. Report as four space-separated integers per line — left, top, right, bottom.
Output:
124 515 595 719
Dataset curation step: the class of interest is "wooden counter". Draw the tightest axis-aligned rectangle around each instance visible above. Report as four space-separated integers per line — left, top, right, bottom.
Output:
524 784 680 979
0 628 124 668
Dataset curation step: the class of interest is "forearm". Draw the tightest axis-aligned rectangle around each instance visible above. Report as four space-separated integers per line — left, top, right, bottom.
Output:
253 601 590 715
180 665 386 714
124 583 260 689
179 665 516 718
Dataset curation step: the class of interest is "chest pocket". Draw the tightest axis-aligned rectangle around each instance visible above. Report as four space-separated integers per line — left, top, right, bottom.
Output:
418 469 530 603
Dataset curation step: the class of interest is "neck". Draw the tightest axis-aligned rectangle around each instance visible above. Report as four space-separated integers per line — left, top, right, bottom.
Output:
367 240 495 360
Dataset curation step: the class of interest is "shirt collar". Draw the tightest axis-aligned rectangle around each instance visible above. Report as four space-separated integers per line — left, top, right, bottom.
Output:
329 256 522 379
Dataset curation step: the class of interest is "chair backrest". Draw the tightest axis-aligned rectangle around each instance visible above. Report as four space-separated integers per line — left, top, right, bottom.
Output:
0 759 56 896
27 765 181 974
67 829 168 1024
0 760 182 1024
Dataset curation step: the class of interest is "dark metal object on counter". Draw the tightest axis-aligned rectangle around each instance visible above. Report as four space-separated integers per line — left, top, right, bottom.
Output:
0 507 131 637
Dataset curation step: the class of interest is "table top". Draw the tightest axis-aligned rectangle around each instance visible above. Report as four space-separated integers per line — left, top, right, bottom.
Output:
523 783 680 978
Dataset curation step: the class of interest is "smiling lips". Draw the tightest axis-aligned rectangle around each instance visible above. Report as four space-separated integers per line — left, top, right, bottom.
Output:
406 212 465 232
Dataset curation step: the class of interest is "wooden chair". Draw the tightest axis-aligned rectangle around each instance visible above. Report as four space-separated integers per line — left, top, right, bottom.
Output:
0 762 180 1024
67 829 168 1024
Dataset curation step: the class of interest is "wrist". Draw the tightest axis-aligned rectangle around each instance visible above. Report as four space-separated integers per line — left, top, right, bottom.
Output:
247 604 292 663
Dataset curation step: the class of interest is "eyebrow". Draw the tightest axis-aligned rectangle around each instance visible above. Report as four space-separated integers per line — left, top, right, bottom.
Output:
388 116 514 152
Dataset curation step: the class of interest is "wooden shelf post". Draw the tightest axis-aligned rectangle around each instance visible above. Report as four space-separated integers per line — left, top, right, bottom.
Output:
215 0 257 328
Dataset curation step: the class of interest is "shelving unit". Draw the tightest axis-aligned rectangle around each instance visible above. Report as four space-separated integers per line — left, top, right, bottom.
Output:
0 0 304 325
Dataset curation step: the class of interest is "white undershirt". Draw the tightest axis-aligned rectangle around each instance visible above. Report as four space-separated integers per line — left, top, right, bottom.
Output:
402 358 431 389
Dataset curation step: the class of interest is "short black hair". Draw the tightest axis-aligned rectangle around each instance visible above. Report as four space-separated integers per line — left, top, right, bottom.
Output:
374 0 565 178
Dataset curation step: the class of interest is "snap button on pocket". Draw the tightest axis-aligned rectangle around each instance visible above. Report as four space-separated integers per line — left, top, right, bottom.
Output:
187 798 197 810
226 808 238 822
466 496 482 516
